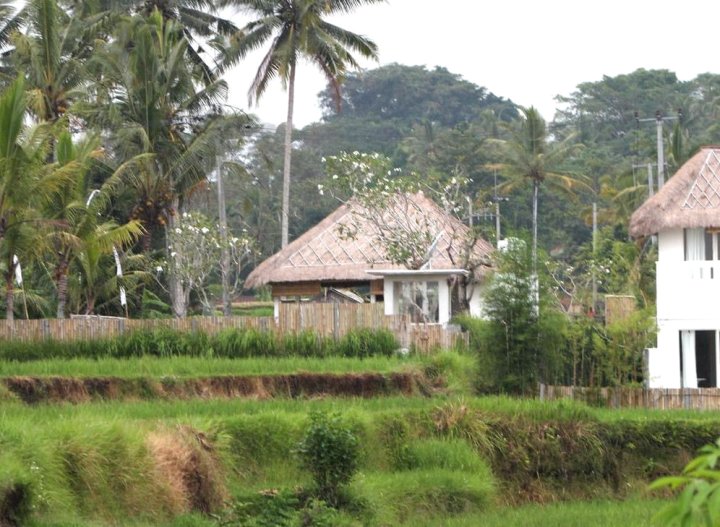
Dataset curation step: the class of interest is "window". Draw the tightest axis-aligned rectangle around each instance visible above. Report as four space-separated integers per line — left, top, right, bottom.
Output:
394 281 439 323
684 228 720 261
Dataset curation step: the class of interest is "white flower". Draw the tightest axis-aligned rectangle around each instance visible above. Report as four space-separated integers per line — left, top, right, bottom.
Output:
332 174 338 180
201 227 209 234
156 266 163 272
170 252 177 258
175 228 181 234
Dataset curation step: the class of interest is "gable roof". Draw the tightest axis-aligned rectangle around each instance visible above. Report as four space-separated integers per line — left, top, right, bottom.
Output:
245 192 494 288
630 147 720 237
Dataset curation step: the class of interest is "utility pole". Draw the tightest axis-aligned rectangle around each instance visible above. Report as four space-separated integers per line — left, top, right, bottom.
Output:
592 202 597 316
492 171 508 248
632 163 657 198
634 110 682 190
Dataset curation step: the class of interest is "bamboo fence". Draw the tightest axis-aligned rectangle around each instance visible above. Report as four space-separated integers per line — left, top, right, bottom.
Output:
0 303 468 352
539 383 720 410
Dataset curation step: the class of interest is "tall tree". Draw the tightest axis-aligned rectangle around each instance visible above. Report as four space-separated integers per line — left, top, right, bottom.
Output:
11 0 94 126
232 0 380 247
45 132 143 317
88 12 228 316
0 77 66 319
500 107 587 276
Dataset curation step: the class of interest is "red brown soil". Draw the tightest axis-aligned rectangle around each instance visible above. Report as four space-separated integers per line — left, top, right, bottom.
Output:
3 371 433 404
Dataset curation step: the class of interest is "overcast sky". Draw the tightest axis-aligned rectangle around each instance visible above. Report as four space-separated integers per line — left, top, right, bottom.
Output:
223 0 720 128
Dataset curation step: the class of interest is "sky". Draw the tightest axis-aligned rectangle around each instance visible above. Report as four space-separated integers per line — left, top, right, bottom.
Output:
223 0 720 128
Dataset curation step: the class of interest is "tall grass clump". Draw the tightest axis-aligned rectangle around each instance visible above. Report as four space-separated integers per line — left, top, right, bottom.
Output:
282 331 328 357
336 328 397 358
0 328 400 362
0 419 229 525
354 469 494 524
0 456 33 527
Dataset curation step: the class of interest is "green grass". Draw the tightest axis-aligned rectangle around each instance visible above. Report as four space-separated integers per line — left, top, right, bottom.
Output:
0 355 421 378
1 392 718 426
410 498 663 527
0 342 715 527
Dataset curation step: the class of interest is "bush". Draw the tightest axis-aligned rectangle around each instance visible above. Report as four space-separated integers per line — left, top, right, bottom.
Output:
296 412 360 506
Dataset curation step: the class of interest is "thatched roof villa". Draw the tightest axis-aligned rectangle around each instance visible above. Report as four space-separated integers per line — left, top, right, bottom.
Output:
630 146 720 237
629 146 720 388
246 191 494 324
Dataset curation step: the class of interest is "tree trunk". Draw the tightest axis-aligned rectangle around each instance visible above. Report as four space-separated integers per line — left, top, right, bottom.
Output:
166 199 187 318
85 293 95 315
5 263 13 321
532 178 538 276
280 61 296 248
56 258 69 319
531 179 540 317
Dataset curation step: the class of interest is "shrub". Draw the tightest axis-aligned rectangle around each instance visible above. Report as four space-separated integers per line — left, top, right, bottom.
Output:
296 412 360 506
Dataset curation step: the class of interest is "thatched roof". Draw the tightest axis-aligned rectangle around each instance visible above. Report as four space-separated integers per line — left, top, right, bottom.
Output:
245 192 494 288
630 147 720 237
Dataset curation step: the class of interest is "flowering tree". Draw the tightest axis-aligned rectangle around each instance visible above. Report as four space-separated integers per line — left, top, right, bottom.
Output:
165 212 255 315
323 151 489 310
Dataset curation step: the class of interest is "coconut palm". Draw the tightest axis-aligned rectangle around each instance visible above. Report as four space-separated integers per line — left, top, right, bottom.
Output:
70 0 242 85
0 76 70 319
499 107 587 276
232 0 381 247
44 131 144 317
91 13 226 242
88 12 231 316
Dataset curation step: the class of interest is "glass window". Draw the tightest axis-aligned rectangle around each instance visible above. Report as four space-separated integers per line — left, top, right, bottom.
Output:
685 228 706 261
393 281 439 323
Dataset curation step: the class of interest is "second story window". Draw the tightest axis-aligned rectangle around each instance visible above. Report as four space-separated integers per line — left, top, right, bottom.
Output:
684 227 720 260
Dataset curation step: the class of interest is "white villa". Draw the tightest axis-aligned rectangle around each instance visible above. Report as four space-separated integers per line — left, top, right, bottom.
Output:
245 192 494 325
630 146 720 388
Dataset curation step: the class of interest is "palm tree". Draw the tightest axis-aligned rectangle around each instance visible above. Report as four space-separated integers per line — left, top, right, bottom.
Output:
0 77 68 319
45 131 143 317
89 12 229 316
71 0 242 85
500 107 587 276
232 0 381 247
91 13 225 242
9 0 107 126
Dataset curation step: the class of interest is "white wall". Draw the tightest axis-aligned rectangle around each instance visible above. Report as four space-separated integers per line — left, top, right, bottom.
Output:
651 229 720 387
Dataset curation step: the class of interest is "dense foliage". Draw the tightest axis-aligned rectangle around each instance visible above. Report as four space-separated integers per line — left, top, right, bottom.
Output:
1 0 719 325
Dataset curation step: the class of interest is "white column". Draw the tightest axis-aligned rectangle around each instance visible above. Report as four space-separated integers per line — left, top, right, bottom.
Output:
438 280 450 325
681 330 698 388
383 279 394 316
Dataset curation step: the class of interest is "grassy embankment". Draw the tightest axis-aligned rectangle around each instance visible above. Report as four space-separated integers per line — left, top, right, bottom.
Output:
0 329 714 526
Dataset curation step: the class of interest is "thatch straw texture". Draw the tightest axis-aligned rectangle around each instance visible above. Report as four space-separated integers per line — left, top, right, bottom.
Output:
245 192 493 288
630 147 720 237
